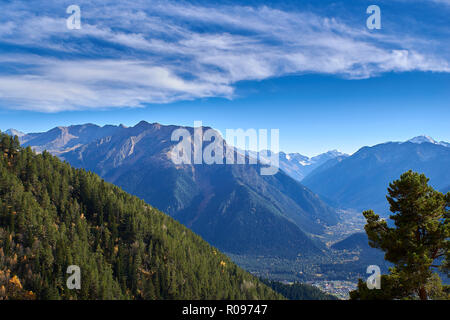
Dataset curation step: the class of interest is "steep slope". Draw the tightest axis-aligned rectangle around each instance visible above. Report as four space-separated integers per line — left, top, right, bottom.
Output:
327 232 389 277
55 121 338 258
331 233 371 251
276 152 310 182
302 140 450 214
18 124 126 154
303 155 348 182
0 132 281 300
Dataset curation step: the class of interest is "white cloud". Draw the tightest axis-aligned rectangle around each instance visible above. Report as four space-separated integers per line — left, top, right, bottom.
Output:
0 0 448 112
0 58 232 111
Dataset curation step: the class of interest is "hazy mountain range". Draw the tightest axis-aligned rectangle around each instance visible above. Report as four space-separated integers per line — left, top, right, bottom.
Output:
9 126 348 182
248 150 348 182
302 136 450 214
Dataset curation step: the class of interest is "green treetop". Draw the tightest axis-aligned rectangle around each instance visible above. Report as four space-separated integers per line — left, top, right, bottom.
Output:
351 171 449 300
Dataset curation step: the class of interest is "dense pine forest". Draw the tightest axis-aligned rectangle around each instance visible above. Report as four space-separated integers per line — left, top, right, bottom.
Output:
0 132 282 300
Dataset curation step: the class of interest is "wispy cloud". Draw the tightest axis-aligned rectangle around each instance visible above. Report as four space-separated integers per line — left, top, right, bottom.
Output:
0 0 448 112
431 0 450 5
0 57 232 111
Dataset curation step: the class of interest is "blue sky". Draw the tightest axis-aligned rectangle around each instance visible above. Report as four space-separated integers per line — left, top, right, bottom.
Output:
0 0 449 156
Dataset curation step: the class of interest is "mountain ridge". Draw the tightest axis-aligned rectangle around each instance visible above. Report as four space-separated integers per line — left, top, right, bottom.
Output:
248 149 348 182
0 131 282 299
302 140 450 214
4 122 339 258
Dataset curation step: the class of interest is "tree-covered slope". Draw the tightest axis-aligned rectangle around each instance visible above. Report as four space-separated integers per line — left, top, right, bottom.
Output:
0 132 281 300
331 233 371 251
330 232 387 268
57 121 338 257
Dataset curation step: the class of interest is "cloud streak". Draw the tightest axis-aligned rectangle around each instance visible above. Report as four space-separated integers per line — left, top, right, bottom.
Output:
0 0 448 112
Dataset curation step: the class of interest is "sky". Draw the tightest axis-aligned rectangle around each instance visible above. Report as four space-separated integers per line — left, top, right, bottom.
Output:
0 0 449 156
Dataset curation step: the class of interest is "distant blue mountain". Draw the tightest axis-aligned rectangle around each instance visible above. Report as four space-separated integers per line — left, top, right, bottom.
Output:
249 150 348 182
4 128 26 137
302 137 450 215
331 233 372 251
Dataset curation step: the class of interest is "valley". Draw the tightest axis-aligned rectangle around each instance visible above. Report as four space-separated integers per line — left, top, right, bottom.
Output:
3 125 449 299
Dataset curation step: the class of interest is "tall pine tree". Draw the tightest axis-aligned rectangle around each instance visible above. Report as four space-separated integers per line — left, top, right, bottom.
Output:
351 171 449 300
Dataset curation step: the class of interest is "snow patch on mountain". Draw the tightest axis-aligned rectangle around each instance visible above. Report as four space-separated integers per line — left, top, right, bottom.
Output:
4 128 26 137
406 135 449 147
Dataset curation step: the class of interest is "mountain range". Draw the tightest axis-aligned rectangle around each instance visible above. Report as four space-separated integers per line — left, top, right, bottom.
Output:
5 122 339 258
407 135 450 147
5 124 449 259
302 136 450 214
0 131 282 299
251 150 348 182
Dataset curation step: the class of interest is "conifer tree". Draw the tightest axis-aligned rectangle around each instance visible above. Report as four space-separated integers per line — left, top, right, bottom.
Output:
351 171 449 300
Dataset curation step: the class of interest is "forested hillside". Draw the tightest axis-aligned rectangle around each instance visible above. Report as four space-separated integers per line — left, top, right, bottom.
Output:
0 132 281 300
34 121 338 257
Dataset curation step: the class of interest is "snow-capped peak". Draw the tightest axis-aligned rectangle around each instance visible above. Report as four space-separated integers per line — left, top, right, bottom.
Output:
408 135 437 144
4 128 26 137
407 135 449 147
298 160 311 166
